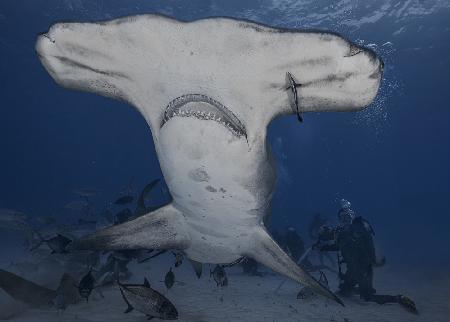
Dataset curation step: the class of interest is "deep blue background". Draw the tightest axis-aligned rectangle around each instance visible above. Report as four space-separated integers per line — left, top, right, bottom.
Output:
1 0 449 267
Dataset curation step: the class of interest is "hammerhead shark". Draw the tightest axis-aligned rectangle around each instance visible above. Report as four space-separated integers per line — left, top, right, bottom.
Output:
35 14 383 304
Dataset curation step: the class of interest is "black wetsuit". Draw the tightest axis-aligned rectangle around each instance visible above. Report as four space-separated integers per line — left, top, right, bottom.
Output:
321 217 399 305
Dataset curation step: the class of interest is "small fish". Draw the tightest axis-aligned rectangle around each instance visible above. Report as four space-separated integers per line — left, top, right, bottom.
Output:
31 233 72 254
114 208 133 225
54 289 66 312
111 250 135 262
138 249 167 263
57 273 81 305
73 188 97 197
164 268 175 289
210 265 228 287
173 252 183 267
189 259 203 279
119 278 178 320
114 195 134 205
0 209 30 231
37 215 56 226
318 271 329 289
96 271 115 288
135 179 161 216
78 269 95 302
64 200 89 211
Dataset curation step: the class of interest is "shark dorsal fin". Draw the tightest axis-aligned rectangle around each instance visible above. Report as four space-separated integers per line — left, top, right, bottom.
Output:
143 278 151 288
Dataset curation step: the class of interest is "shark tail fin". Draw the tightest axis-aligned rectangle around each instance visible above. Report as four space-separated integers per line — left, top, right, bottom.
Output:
246 227 344 306
70 203 190 251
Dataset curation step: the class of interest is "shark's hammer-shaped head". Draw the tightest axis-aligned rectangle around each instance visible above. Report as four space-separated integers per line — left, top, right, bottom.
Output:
36 20 135 104
36 16 383 138
278 34 383 117
35 15 385 307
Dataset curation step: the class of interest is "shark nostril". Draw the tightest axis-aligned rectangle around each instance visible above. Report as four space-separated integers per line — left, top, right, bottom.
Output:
42 34 55 44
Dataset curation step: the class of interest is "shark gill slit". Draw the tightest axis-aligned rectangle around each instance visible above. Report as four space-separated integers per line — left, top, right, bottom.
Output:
160 94 247 139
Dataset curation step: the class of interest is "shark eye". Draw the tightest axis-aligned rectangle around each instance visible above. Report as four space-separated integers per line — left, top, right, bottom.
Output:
346 44 363 57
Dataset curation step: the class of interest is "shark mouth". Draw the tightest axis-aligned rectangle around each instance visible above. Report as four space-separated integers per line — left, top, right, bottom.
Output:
160 94 247 138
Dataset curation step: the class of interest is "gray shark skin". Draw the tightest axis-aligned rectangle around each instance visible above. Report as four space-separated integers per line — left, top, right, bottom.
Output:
0 270 80 308
35 14 382 305
0 269 56 308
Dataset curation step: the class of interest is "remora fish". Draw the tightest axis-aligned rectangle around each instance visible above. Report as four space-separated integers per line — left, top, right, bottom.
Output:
37 14 383 304
210 265 228 287
118 278 178 320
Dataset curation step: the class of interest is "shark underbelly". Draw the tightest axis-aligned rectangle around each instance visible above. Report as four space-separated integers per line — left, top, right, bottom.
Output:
157 108 274 262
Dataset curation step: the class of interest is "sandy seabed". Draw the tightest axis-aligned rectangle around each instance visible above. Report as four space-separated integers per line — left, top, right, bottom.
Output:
1 254 449 322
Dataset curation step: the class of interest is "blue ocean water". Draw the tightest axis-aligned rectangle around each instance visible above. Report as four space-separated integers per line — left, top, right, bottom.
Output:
0 1 449 321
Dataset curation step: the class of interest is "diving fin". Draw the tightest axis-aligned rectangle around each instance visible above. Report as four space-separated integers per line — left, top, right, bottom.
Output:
245 227 343 306
71 203 190 251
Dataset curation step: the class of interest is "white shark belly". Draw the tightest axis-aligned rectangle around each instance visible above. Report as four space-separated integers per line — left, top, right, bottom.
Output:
157 115 273 262
36 15 384 303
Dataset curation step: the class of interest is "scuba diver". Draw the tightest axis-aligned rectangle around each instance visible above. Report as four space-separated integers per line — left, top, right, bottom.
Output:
308 213 335 269
317 199 418 314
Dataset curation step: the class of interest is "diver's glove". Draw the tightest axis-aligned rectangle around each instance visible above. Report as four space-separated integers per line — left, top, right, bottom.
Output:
397 295 418 314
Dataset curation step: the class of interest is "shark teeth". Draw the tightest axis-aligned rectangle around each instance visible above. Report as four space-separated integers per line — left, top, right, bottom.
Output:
160 94 247 138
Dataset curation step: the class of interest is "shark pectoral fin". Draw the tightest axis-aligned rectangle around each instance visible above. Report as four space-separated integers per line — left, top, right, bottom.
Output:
189 259 203 279
0 269 57 308
245 227 344 306
71 203 190 251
